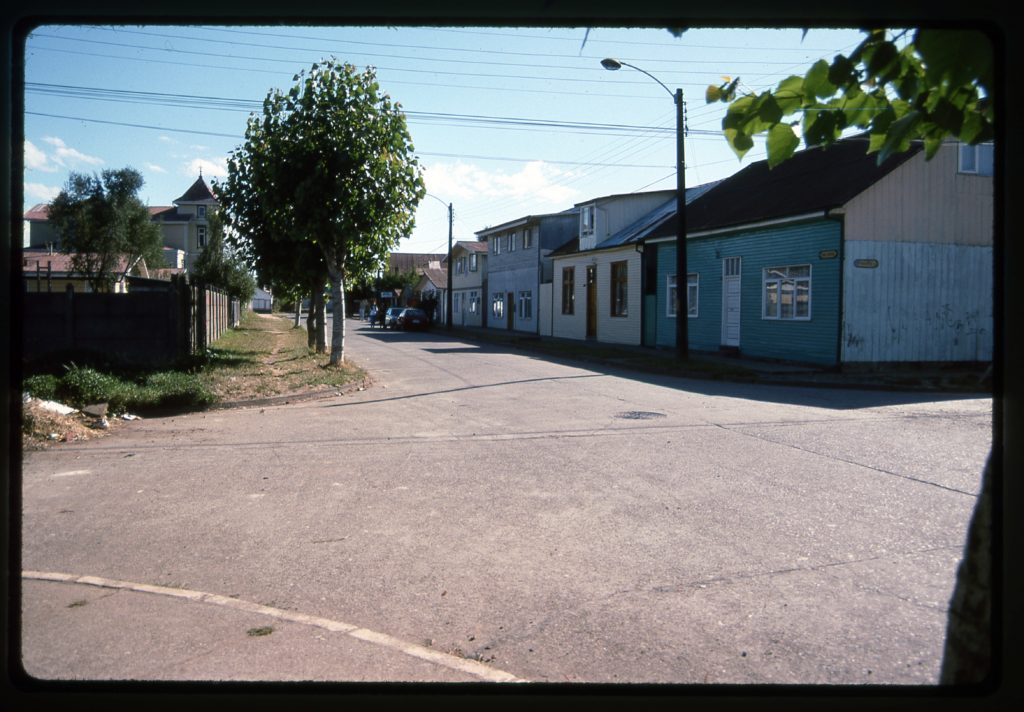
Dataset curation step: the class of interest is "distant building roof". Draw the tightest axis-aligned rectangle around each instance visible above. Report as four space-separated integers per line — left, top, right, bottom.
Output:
416 267 448 290
22 249 133 275
474 208 579 238
24 204 50 221
174 174 217 204
388 252 447 274
453 240 488 253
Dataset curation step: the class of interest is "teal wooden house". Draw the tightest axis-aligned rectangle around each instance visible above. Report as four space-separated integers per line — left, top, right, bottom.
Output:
643 135 993 366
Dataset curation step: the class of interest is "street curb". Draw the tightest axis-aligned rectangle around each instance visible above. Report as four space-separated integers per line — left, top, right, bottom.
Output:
208 374 374 411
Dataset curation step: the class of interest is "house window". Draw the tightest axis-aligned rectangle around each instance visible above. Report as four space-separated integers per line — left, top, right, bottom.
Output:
469 253 478 272
581 205 595 236
508 232 516 252
197 225 208 248
763 265 811 320
667 273 699 318
958 142 994 176
492 237 501 255
470 291 478 314
610 260 628 317
197 205 206 218
492 292 504 319
518 290 532 320
523 227 533 250
561 267 575 315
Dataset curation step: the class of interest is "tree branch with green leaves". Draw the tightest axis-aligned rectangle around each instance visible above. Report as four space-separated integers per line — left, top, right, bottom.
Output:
705 29 994 167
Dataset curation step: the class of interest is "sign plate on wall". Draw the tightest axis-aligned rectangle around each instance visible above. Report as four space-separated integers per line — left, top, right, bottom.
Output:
854 258 879 268
819 250 838 259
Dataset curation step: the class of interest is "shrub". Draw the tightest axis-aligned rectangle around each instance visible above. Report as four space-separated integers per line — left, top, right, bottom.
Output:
23 374 59 402
58 365 121 409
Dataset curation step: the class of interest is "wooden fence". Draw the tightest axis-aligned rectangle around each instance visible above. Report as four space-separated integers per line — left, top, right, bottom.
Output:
22 275 241 368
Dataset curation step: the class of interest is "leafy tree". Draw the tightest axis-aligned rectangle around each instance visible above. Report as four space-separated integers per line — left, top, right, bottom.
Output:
217 58 426 365
46 167 164 292
703 27 995 685
190 210 257 303
705 29 994 167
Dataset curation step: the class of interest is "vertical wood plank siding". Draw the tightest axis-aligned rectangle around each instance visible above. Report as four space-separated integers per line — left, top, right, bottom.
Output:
656 219 842 364
842 241 993 362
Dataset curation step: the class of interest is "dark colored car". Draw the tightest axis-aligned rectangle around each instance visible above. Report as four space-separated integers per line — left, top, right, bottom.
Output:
384 307 404 328
396 308 429 331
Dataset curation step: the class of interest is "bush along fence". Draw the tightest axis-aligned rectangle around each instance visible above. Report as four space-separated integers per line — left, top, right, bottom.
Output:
22 274 241 369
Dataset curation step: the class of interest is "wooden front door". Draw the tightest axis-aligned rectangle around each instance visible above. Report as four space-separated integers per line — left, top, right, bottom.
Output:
586 265 597 338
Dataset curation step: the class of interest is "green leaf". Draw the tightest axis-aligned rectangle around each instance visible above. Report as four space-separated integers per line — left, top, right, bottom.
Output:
724 128 753 159
876 110 921 164
802 109 837 147
774 75 805 113
766 124 800 167
916 29 994 96
804 60 836 99
706 84 722 103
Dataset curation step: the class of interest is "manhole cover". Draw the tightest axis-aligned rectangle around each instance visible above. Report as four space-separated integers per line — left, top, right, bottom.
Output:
615 411 667 420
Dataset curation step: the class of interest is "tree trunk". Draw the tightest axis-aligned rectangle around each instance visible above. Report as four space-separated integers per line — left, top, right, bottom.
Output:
315 289 327 353
293 298 300 327
328 266 346 366
306 286 316 350
939 452 993 684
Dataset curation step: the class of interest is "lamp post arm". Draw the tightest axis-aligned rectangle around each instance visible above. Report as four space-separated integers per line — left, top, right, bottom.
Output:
616 60 675 100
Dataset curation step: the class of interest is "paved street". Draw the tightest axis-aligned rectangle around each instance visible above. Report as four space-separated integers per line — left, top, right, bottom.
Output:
18 319 992 685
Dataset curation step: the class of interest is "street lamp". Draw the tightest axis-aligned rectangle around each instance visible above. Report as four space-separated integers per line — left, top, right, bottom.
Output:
426 193 454 330
602 58 688 360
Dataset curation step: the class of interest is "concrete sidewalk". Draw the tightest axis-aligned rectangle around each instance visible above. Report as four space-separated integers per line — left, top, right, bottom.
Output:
442 324 993 395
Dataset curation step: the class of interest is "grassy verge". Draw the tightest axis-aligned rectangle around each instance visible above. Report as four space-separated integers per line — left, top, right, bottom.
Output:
197 311 365 402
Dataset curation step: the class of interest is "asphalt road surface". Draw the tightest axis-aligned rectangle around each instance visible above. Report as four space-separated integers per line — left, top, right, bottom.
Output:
18 319 992 686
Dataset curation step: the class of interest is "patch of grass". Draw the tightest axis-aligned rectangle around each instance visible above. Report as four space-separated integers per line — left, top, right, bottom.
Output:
22 363 215 415
196 312 364 402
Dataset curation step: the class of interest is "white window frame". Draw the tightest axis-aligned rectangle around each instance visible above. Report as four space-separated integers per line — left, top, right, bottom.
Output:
469 291 478 314
197 225 208 248
492 237 501 255
518 290 532 320
762 265 811 320
958 141 994 176
581 205 595 236
197 205 207 218
492 292 504 319
667 273 699 318
523 227 534 250
561 266 575 315
508 232 516 252
469 253 478 272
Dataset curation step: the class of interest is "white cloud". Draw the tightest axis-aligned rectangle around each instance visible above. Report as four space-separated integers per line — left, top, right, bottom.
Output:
424 160 580 207
146 163 168 174
41 136 104 168
186 157 228 180
24 140 56 172
24 182 61 203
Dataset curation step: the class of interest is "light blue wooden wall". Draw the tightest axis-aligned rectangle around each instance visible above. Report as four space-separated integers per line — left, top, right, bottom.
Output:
653 219 842 364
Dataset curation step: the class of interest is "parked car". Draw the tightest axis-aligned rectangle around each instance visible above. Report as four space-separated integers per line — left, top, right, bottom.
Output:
384 307 404 328
396 308 429 331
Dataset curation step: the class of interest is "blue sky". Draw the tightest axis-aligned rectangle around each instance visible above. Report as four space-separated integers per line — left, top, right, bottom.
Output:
22 24 871 254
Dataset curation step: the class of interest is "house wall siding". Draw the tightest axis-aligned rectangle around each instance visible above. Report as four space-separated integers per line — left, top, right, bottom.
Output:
487 265 538 332
841 240 993 362
552 248 641 345
661 219 842 364
843 144 993 247
551 258 588 341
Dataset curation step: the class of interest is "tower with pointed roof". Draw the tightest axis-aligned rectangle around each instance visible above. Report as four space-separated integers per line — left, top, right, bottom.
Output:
148 173 219 271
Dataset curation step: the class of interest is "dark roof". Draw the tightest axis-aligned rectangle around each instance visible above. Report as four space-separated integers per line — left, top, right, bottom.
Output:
24 204 49 220
684 135 922 234
454 240 488 253
174 175 217 203
549 236 579 257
